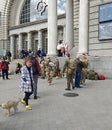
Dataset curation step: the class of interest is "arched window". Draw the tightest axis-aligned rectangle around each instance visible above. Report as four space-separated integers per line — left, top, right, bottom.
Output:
20 0 66 24
20 0 30 24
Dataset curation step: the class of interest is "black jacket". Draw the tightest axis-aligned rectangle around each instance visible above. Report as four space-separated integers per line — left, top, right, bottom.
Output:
76 58 85 71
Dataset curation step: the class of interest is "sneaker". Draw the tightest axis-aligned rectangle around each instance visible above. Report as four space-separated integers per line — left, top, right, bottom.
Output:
77 86 83 88
25 105 32 110
20 100 26 105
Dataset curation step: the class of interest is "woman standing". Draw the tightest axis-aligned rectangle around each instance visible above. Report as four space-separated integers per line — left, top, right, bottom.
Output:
0 56 10 80
20 58 34 110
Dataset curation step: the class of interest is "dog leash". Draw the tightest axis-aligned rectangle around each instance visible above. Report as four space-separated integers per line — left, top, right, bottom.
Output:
11 91 23 101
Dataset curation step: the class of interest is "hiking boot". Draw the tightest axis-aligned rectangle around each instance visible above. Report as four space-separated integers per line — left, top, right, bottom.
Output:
34 96 37 99
65 88 71 91
25 105 32 110
72 86 75 89
20 100 26 105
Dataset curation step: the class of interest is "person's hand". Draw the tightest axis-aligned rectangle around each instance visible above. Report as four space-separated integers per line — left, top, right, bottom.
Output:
26 81 31 86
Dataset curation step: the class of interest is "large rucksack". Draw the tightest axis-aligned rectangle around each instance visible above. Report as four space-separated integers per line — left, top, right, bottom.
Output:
87 70 98 80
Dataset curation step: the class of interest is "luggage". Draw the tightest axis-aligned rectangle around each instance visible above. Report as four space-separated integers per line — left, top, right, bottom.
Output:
98 74 105 80
87 70 98 80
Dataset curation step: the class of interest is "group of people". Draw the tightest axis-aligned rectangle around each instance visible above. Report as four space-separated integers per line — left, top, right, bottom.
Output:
36 48 46 59
40 56 61 85
0 53 40 110
39 53 89 91
20 53 40 110
63 53 89 90
57 42 68 57
17 48 46 60
0 50 89 111
20 54 62 110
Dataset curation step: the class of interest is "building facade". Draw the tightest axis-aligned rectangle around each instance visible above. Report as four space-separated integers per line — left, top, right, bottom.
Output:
0 0 112 77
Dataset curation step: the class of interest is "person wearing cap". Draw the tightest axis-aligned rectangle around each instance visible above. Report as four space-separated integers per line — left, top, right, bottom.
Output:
80 53 89 85
63 54 76 90
54 57 60 79
45 57 54 86
74 55 85 88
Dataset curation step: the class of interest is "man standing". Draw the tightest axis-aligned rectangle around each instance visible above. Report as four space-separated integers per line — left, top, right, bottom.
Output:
63 54 76 90
6 50 12 62
80 53 89 85
74 55 85 88
30 53 40 99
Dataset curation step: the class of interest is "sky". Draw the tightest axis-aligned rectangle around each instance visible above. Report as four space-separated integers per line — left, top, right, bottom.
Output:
30 0 66 22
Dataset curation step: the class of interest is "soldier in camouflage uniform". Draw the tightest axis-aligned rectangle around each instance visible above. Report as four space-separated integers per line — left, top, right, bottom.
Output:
63 54 76 90
45 57 54 86
54 57 60 79
80 53 89 85
40 57 46 79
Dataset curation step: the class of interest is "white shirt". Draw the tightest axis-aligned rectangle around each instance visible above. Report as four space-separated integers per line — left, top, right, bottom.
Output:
57 44 62 50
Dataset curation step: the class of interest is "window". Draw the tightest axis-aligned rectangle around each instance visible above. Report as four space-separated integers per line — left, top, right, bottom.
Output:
99 3 112 40
20 0 30 24
20 0 66 24
0 12 1 26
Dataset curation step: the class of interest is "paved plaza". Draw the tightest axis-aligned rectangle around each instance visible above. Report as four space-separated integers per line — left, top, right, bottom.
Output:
0 74 112 130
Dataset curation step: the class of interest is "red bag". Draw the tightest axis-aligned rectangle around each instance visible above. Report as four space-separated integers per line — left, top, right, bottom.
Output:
98 74 105 80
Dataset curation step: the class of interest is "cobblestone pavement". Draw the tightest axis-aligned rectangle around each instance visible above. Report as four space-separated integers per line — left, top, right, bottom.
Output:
0 74 112 130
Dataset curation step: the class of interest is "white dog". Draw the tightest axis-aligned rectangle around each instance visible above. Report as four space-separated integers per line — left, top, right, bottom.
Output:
0 100 19 116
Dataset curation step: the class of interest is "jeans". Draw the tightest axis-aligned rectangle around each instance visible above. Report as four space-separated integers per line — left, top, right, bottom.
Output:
75 70 82 87
2 70 9 79
23 92 32 105
33 75 38 97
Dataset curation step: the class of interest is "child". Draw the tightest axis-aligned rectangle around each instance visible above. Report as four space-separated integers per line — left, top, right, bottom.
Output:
19 58 34 110
15 61 22 74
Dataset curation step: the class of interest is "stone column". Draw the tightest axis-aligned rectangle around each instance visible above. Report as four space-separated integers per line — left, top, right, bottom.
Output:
27 32 32 50
66 0 74 51
38 30 42 49
48 0 57 56
63 25 66 44
10 35 15 59
79 0 89 54
18 33 22 51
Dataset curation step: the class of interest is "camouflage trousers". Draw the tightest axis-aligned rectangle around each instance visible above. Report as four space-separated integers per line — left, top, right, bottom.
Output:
81 68 87 84
66 74 74 89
